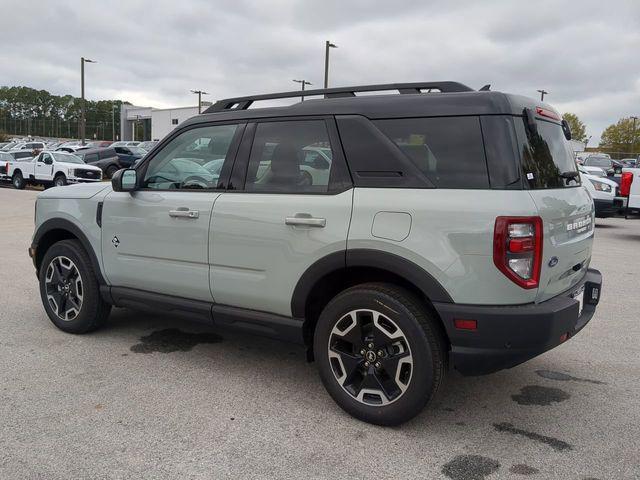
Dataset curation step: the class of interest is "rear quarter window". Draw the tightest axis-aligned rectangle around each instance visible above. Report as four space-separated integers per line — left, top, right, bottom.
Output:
374 116 489 188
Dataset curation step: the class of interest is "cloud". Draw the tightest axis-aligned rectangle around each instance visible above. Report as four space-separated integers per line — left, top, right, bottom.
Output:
0 0 638 143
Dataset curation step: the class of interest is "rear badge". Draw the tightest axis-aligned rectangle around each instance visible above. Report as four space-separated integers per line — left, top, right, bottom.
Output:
112 236 120 248
548 256 559 267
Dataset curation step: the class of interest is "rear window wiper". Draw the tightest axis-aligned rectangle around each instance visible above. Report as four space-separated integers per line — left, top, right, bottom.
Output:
559 171 579 180
559 171 580 183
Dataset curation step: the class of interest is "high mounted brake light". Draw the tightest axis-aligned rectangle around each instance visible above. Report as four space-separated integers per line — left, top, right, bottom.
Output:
494 216 543 289
620 171 633 197
535 107 561 121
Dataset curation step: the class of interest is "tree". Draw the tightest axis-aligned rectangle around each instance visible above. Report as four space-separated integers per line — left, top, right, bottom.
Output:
562 113 587 142
599 117 640 154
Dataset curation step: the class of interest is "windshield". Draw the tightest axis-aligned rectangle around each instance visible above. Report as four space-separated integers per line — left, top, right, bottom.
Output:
127 146 147 156
518 118 579 189
52 152 84 164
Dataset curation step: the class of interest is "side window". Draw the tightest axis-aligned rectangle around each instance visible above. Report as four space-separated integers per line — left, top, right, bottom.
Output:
41 153 51 163
375 116 489 189
143 124 239 190
245 120 334 193
84 153 99 163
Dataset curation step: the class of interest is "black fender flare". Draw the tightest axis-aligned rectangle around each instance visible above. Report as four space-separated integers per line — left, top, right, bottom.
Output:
291 248 453 318
32 218 105 284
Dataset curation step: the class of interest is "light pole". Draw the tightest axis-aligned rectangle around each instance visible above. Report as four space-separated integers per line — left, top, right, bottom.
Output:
80 57 96 145
112 104 118 141
292 79 312 101
631 116 638 153
324 41 337 89
537 89 548 101
191 89 209 114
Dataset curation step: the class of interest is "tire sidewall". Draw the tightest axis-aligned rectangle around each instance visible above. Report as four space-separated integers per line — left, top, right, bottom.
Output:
39 241 102 333
54 175 66 187
314 286 438 425
13 173 24 189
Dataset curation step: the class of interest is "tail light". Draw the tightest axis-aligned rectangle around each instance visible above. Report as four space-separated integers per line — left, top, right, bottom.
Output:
494 216 543 289
620 171 633 196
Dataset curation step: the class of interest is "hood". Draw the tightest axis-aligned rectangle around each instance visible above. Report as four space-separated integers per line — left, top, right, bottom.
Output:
38 182 112 199
582 173 617 188
57 162 101 172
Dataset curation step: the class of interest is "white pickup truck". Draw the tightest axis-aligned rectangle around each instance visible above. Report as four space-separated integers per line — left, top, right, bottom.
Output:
620 167 640 214
7 151 102 189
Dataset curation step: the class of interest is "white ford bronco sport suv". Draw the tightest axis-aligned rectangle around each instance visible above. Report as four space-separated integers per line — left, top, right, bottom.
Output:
9 150 102 189
30 82 602 425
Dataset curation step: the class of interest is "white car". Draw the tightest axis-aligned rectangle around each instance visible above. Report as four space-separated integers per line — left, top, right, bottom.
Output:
7 151 102 189
578 166 622 218
581 165 607 178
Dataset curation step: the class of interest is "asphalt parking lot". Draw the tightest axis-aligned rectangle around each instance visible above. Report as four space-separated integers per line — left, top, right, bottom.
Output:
0 187 638 480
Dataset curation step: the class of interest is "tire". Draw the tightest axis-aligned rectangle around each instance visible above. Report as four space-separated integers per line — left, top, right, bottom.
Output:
53 174 67 187
12 172 25 190
313 283 446 426
39 239 111 334
106 165 119 179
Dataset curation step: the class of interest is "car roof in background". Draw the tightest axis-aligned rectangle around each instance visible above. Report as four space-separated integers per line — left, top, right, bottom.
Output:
76 147 117 155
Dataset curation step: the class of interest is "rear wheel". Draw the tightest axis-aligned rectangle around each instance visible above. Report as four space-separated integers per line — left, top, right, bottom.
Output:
314 283 446 426
12 172 25 189
39 239 111 333
106 165 119 179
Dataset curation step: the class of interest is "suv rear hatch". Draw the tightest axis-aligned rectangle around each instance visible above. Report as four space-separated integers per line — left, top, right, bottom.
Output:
514 105 594 303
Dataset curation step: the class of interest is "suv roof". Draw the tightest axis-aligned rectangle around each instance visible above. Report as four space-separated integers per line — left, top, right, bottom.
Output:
184 82 549 128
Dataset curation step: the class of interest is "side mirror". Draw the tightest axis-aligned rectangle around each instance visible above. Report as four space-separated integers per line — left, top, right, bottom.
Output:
112 168 137 192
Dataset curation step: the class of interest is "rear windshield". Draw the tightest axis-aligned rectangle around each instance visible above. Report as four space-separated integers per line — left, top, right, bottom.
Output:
517 118 579 189
374 116 489 188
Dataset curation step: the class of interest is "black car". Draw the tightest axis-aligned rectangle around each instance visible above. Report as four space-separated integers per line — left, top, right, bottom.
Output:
75 148 122 178
113 146 147 168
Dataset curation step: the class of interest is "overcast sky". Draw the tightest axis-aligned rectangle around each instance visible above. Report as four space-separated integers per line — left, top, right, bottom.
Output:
2 0 639 143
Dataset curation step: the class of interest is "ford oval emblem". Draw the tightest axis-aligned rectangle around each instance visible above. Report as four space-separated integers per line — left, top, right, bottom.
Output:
548 256 559 268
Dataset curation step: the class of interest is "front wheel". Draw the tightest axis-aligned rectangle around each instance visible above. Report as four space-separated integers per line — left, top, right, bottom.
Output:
12 172 25 189
39 239 111 333
53 174 67 187
314 283 446 426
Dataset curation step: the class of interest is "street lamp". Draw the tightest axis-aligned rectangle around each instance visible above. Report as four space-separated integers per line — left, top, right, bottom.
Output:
80 57 96 145
537 89 548 101
112 104 118 141
191 89 209 114
324 41 337 89
631 116 638 153
292 79 312 101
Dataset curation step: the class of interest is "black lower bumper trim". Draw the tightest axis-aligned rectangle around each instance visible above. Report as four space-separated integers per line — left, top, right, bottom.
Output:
433 268 602 376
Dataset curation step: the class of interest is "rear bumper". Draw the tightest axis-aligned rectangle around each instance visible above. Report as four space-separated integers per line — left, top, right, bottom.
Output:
594 198 623 217
433 268 602 376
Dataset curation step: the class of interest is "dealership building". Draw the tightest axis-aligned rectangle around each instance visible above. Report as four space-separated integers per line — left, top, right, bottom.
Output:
119 103 211 142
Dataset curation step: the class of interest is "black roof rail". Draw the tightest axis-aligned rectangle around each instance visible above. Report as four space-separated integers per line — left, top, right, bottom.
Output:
204 81 475 113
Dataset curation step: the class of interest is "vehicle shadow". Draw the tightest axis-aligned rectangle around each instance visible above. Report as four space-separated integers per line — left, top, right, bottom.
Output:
96 307 569 435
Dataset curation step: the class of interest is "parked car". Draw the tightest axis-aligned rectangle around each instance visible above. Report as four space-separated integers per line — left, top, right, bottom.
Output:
113 145 147 168
578 165 624 217
137 141 159 152
74 147 122 178
29 81 602 426
0 150 36 181
85 141 113 149
620 158 637 168
12 141 45 152
583 156 615 175
110 141 140 148
1 142 20 151
7 151 102 189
